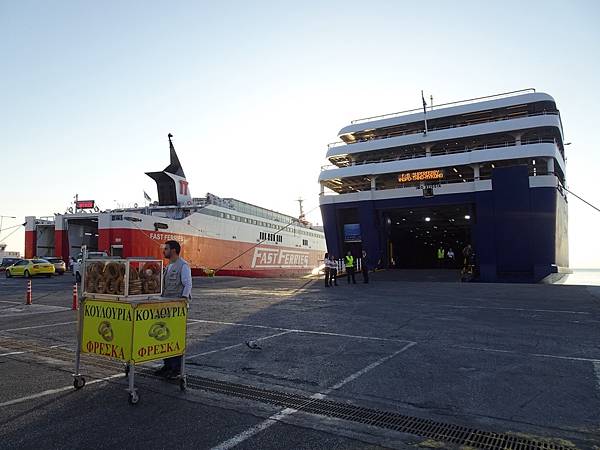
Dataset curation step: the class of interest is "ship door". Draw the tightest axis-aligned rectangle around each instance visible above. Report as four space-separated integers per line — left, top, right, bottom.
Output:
110 245 123 257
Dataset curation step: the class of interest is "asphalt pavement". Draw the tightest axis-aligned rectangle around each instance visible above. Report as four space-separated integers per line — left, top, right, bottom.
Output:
1 271 599 449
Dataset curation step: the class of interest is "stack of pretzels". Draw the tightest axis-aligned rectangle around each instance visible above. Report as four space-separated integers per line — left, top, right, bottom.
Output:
140 262 161 294
129 265 142 295
85 261 125 295
84 260 161 296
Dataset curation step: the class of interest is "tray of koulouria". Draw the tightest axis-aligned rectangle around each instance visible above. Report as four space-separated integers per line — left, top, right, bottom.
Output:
83 258 163 300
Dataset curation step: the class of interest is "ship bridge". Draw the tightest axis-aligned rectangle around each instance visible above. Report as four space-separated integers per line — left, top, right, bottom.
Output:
318 89 569 282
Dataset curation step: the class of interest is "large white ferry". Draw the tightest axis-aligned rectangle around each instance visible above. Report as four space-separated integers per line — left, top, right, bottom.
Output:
25 135 326 277
319 89 568 282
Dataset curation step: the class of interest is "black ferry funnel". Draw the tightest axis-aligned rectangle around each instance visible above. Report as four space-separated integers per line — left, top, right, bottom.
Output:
146 133 190 206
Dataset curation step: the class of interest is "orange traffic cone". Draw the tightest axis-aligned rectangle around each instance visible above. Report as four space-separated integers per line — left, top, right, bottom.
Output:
26 280 32 305
72 283 79 310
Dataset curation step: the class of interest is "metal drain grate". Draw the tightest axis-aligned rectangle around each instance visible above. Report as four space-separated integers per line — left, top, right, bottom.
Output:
170 374 572 450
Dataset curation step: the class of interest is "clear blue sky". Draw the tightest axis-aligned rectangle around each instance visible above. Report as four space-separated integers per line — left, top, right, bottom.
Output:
1 1 599 267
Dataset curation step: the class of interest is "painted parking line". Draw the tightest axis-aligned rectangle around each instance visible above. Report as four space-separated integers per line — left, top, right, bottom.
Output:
437 304 591 315
188 319 414 344
210 341 417 450
0 373 123 408
457 345 600 363
0 305 72 318
0 351 26 357
0 321 77 332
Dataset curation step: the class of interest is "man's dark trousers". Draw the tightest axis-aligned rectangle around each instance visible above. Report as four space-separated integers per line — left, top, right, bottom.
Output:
347 267 356 284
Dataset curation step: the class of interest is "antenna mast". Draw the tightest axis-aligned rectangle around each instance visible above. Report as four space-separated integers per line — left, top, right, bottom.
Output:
296 198 306 222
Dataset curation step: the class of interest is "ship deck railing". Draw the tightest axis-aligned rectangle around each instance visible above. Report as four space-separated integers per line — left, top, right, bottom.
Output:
321 138 559 171
327 109 559 150
349 88 536 125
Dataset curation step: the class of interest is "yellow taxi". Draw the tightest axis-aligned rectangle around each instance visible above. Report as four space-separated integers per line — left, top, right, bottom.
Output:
5 259 56 278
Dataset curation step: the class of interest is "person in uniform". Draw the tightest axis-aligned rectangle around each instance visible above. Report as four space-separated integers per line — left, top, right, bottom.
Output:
328 254 338 286
154 240 192 379
345 251 356 284
437 246 445 268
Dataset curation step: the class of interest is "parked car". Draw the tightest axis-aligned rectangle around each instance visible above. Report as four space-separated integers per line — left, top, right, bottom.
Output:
0 257 21 272
41 257 67 275
5 259 55 278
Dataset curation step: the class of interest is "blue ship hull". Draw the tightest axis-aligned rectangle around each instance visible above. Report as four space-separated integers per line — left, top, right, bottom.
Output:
320 166 568 283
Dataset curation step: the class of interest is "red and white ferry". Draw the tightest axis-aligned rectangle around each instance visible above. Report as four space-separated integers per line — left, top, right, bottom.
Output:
25 135 326 277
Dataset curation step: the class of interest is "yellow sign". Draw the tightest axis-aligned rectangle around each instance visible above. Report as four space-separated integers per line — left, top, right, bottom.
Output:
398 169 444 183
131 301 187 363
81 298 187 363
81 300 133 361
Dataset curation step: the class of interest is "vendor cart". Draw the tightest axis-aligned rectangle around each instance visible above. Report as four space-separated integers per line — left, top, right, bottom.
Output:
73 258 188 404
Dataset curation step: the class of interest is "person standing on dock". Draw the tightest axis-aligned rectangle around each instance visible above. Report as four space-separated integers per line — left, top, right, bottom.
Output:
447 248 455 267
323 253 331 287
345 251 356 284
328 254 339 286
361 250 369 284
437 246 445 268
154 239 192 379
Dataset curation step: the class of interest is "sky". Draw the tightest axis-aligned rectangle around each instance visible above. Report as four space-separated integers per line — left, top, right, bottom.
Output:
1 0 599 268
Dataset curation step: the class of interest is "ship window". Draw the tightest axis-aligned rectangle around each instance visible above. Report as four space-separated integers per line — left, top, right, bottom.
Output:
302 239 309 246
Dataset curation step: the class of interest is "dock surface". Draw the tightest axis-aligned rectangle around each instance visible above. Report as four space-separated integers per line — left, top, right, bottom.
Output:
1 273 599 449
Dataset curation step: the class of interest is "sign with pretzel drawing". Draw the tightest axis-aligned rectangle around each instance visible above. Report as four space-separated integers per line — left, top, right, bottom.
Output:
81 299 187 363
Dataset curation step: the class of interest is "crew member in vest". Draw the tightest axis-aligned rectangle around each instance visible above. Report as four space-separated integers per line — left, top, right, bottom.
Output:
436 246 445 268
154 240 192 379
345 250 356 284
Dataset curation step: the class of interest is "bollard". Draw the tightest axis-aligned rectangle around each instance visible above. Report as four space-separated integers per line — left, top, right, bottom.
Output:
72 283 79 310
26 280 32 305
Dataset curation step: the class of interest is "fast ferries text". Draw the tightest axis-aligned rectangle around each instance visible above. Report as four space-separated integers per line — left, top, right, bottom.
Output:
251 248 310 268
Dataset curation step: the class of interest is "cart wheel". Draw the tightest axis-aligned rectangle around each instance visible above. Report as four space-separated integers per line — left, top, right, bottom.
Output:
73 376 86 389
179 377 187 392
128 392 140 405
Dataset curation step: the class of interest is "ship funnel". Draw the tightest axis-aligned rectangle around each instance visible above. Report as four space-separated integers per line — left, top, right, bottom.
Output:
146 133 192 206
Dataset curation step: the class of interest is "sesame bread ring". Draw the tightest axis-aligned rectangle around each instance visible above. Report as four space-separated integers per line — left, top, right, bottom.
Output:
129 267 140 281
142 278 160 294
105 262 122 280
106 278 119 294
117 277 125 295
141 262 161 277
86 262 103 277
